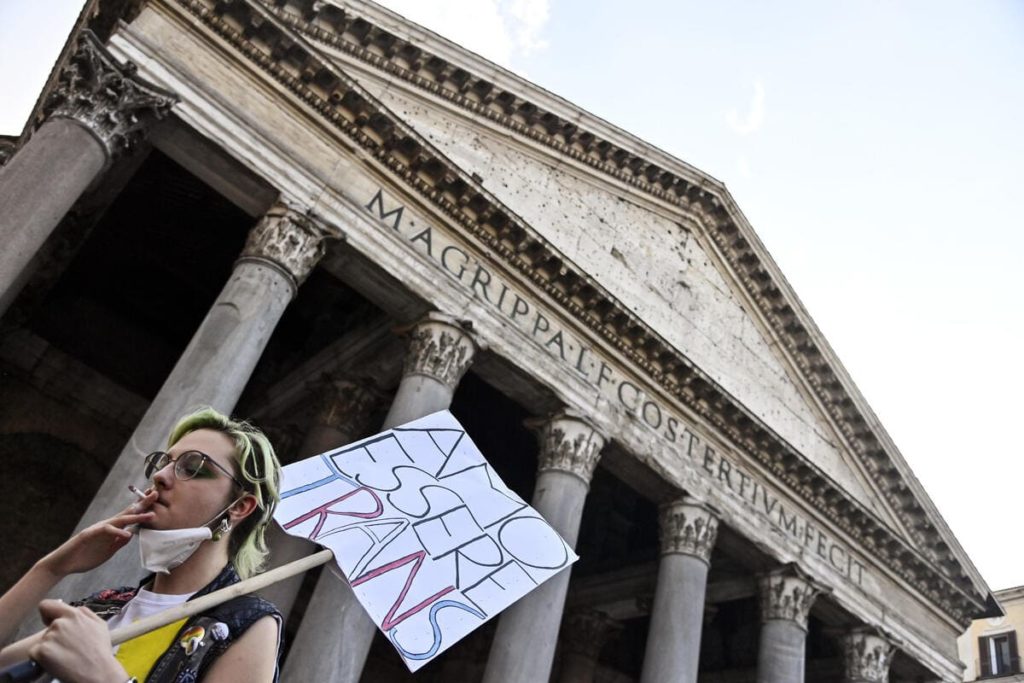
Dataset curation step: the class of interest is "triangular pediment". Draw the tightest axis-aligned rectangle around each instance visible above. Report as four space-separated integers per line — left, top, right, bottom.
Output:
244 0 991 620
342 75 905 527
70 0 992 624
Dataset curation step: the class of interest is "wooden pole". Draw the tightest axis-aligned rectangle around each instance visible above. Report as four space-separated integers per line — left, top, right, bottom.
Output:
112 548 334 644
0 549 335 682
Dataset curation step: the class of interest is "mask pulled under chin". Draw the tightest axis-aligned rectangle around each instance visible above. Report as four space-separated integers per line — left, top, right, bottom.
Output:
138 526 213 574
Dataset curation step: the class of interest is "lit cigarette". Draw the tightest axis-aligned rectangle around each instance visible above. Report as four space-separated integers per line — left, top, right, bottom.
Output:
128 485 147 500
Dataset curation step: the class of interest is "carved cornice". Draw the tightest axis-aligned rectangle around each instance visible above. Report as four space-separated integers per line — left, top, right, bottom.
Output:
758 564 827 630
400 312 479 388
252 1 982 614
160 0 986 625
532 411 605 485
561 610 622 660
239 200 334 289
840 628 896 683
42 30 177 161
658 497 720 563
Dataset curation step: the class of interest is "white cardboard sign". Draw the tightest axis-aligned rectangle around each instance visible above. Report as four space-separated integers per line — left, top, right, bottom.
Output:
273 410 578 671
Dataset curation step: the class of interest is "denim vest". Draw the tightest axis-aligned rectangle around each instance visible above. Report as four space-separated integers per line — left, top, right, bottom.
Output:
74 564 281 683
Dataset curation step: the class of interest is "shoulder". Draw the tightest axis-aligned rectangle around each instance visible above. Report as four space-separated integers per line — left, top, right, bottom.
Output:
206 595 280 637
201 615 280 682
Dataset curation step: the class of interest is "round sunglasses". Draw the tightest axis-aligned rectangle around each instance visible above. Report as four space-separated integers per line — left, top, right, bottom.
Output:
144 450 245 490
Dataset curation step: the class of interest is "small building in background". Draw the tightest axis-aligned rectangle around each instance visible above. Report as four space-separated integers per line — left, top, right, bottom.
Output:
961 586 1024 681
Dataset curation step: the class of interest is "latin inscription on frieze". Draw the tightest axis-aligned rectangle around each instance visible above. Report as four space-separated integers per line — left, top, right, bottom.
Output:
365 188 866 587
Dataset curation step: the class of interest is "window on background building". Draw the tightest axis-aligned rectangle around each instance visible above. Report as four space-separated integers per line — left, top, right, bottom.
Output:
979 631 1019 678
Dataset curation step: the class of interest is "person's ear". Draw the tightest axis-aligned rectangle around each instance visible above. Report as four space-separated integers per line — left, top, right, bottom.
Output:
228 494 259 523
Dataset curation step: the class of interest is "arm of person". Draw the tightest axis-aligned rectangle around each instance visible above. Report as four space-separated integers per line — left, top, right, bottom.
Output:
0 562 64 648
202 616 280 683
0 492 156 648
23 600 129 683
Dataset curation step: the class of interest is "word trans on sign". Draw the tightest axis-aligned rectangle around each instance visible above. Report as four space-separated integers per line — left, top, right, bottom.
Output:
274 410 577 671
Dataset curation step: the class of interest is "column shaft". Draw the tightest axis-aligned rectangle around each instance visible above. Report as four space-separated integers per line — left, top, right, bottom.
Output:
640 496 719 683
0 31 175 318
282 313 478 683
57 259 295 601
262 378 379 619
755 565 826 683
482 413 604 683
381 373 453 426
0 119 107 315
484 471 588 683
757 619 808 683
11 202 331 641
642 555 709 683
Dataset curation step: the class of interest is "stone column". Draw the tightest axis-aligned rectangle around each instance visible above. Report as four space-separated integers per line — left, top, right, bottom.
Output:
261 376 380 619
558 610 621 683
755 564 827 683
47 202 332 607
840 628 896 683
639 496 720 683
282 313 480 682
0 30 176 317
482 412 606 683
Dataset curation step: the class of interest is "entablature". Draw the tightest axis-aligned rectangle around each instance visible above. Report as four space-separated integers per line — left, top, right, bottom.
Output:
254 0 991 619
54 0 991 630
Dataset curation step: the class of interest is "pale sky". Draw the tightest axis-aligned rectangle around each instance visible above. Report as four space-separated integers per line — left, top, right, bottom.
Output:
2 1 1022 591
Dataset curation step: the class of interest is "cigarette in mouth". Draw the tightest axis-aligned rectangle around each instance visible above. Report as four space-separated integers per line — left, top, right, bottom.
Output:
128 485 148 500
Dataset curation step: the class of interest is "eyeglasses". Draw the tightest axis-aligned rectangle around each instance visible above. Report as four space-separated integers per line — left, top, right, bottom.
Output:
144 450 245 491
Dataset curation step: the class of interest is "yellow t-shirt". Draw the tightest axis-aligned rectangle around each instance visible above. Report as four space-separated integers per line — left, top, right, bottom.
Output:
105 588 194 681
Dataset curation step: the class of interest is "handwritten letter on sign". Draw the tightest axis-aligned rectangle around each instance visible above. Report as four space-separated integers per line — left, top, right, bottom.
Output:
274 410 578 671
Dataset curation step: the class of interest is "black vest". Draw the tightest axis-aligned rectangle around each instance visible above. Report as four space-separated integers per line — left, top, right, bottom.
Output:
74 564 281 683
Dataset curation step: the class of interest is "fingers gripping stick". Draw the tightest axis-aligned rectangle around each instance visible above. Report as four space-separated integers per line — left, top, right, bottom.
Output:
0 550 334 682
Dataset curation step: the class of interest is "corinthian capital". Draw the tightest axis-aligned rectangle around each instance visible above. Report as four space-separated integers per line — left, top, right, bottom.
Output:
240 201 335 289
312 375 381 440
43 31 177 160
840 628 896 683
658 496 720 563
561 610 622 660
758 564 827 630
401 313 480 389
531 411 605 485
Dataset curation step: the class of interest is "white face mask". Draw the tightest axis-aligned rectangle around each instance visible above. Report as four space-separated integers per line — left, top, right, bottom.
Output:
138 526 213 574
137 497 241 574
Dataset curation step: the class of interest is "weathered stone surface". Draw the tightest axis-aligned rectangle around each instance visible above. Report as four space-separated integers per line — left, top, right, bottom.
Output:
659 496 720 562
841 629 896 683
240 201 334 288
759 565 827 629
532 410 606 485
360 82 888 519
96 8 980 679
44 30 176 160
400 311 478 389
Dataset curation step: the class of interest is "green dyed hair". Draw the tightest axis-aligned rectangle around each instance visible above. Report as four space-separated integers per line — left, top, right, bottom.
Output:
166 407 281 579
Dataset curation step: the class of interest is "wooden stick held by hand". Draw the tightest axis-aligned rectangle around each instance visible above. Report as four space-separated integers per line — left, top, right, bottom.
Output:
111 548 334 645
0 549 335 682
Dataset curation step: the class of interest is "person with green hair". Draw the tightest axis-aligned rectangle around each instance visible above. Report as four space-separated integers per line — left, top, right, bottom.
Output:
0 407 285 682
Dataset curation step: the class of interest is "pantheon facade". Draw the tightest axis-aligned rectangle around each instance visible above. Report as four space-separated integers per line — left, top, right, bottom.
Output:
0 1 998 681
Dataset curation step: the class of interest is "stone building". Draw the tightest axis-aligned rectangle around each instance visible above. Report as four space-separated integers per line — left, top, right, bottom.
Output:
959 586 1024 681
0 0 1000 681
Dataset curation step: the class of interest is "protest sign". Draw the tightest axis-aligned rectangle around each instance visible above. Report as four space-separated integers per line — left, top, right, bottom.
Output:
274 410 577 671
